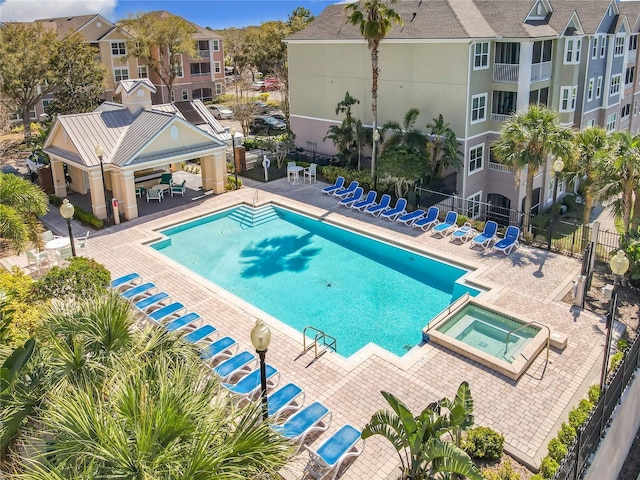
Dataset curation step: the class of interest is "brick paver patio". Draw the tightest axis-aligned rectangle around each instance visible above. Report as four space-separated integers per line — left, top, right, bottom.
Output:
7 178 607 479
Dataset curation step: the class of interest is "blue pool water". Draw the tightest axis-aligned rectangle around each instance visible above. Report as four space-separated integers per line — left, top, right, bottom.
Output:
151 205 481 357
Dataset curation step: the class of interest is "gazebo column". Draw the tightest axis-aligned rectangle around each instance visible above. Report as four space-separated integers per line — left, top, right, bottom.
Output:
88 169 108 220
120 172 139 220
200 151 226 194
51 160 67 198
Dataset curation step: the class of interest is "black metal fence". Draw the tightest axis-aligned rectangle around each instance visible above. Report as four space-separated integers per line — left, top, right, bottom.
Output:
552 333 640 480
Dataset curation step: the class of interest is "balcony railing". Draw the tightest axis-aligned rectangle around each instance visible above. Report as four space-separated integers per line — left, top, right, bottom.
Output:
530 61 552 82
493 63 519 83
491 113 512 122
198 49 210 58
489 161 513 173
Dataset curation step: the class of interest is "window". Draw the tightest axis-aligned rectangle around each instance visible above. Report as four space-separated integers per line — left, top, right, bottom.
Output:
564 38 581 64
630 35 638 51
492 91 517 115
626 66 636 85
190 63 211 76
42 98 52 110
622 103 631 118
212 39 219 51
182 89 189 101
468 144 484 174
474 42 489 69
138 66 148 78
171 90 175 102
467 192 482 219
634 100 638 116
532 40 552 64
614 36 625 56
546 179 554 202
606 113 617 131
214 61 221 74
197 40 209 53
215 83 222 95
610 74 621 96
471 93 487 123
560 86 577 112
9 107 37 121
596 76 603 99
494 42 520 64
529 87 549 106
600 37 606 57
114 68 129 81
192 88 213 101
111 41 126 55
587 78 594 101
587 118 596 127
592 36 599 59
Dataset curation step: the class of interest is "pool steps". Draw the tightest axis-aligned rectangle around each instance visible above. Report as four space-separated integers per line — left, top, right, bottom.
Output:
228 205 279 227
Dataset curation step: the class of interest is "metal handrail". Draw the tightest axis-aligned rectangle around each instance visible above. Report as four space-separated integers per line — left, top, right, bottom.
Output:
303 325 337 358
505 320 550 366
252 191 259 226
426 292 470 331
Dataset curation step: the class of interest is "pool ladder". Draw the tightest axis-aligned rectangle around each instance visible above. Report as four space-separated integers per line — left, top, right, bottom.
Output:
505 320 550 368
302 326 337 359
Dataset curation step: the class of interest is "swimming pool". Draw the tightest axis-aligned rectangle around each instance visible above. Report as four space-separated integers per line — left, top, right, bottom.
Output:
150 205 481 357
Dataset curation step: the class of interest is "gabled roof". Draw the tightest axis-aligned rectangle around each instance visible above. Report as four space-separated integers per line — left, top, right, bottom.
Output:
144 10 222 40
32 14 113 39
154 99 231 141
116 78 157 95
618 1 640 32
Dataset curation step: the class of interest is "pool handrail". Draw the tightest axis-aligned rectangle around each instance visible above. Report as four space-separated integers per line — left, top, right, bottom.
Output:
303 326 337 359
504 320 550 368
426 292 470 332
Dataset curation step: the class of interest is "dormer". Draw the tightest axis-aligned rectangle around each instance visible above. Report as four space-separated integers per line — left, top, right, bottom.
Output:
526 0 553 22
115 79 157 114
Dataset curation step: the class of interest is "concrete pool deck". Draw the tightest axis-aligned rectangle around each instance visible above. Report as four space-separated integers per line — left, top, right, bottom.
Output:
6 177 607 478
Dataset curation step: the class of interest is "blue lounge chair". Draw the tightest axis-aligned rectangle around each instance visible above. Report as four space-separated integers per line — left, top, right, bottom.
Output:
268 382 305 419
110 272 141 291
470 221 498 251
449 222 476 244
338 187 364 207
200 336 237 361
431 211 458 238
165 312 201 332
120 282 157 301
272 401 331 445
221 364 279 399
134 292 170 313
321 177 345 195
380 198 407 221
184 325 218 345
494 226 520 255
147 302 186 324
412 206 439 231
333 181 359 199
213 351 256 381
364 194 391 216
350 191 377 211
396 209 426 226
303 424 364 480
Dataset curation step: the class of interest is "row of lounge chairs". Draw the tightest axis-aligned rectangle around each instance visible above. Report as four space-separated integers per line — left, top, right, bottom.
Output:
110 272 364 480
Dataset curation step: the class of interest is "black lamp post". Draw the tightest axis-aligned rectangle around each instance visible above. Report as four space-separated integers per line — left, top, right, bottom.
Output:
94 144 112 226
230 127 238 190
60 199 76 257
372 128 380 190
600 250 630 391
250 318 271 421
547 158 564 249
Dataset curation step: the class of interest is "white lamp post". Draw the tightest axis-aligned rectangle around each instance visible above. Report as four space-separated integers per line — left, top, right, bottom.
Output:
372 129 380 189
250 318 271 420
59 199 76 257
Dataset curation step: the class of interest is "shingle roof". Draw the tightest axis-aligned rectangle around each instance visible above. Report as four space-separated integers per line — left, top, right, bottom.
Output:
145 10 221 39
32 15 104 38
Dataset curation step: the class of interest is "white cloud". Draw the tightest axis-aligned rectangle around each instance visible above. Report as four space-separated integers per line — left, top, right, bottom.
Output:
0 0 117 23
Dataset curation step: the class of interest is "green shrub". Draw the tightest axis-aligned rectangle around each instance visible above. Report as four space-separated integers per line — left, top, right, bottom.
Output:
562 194 577 211
320 166 373 192
530 474 545 480
213 93 235 104
456 215 469 227
539 457 559 478
557 422 576 446
577 399 593 414
610 351 624 372
481 460 521 480
547 437 568 463
0 269 46 348
568 399 593 430
32 257 110 302
588 385 601 404
530 213 550 233
617 338 629 352
225 177 242 191
462 426 505 460
48 195 104 229
473 220 486 232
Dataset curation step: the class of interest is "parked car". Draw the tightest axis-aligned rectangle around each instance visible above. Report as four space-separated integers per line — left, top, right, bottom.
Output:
260 79 279 92
210 104 233 120
253 101 272 115
250 116 286 135
270 111 286 122
251 80 266 91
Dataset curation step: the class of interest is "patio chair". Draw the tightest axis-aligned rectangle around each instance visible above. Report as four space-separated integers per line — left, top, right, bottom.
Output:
494 226 520 255
338 187 364 208
268 382 305 420
470 221 498 251
396 209 426 226
171 180 186 197
41 230 56 242
412 206 440 231
333 181 359 199
110 272 142 291
200 335 238 362
159 173 173 185
380 198 407 221
321 177 345 195
135 186 145 198
147 302 187 324
212 351 256 381
431 211 458 238
184 325 219 345
287 162 297 182
164 312 202 332
272 401 332 448
76 231 90 256
120 282 157 301
26 249 50 275
304 163 317 183
364 194 391 216
303 424 364 480
351 191 377 211
449 222 476 244
146 188 163 202
56 245 74 266
133 292 171 313
221 364 279 399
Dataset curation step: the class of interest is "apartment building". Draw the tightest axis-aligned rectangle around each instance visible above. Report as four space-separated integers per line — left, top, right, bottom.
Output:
7 11 224 122
286 0 640 222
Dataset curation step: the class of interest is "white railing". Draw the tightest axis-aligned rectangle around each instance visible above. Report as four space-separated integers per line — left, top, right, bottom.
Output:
493 63 519 83
489 161 513 173
491 113 512 122
530 61 552 82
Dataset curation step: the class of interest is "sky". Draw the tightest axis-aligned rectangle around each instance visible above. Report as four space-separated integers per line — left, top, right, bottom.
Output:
0 0 338 29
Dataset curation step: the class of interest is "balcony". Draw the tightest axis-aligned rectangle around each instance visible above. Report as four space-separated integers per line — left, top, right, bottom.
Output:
493 63 519 83
197 49 210 59
491 113 512 122
530 61 552 82
489 161 513 173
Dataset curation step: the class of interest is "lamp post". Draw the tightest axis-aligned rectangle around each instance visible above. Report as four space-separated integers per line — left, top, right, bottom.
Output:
250 318 271 421
599 250 630 391
546 158 565 249
59 199 76 257
94 144 112 226
229 127 238 190
372 128 380 190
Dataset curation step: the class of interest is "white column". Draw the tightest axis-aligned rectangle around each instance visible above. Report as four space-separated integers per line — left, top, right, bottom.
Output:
517 41 534 111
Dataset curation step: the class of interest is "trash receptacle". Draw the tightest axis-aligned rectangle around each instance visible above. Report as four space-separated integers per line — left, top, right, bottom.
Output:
572 275 586 308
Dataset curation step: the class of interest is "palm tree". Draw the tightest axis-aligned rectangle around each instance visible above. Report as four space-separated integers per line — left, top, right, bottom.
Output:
493 104 574 235
345 0 403 180
0 173 49 254
381 108 428 152
426 114 462 179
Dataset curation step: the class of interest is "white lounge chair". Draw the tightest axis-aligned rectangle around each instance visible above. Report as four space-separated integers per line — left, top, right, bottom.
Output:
303 424 364 480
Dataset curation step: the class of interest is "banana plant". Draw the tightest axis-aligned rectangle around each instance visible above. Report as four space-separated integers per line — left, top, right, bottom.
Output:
438 381 474 447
